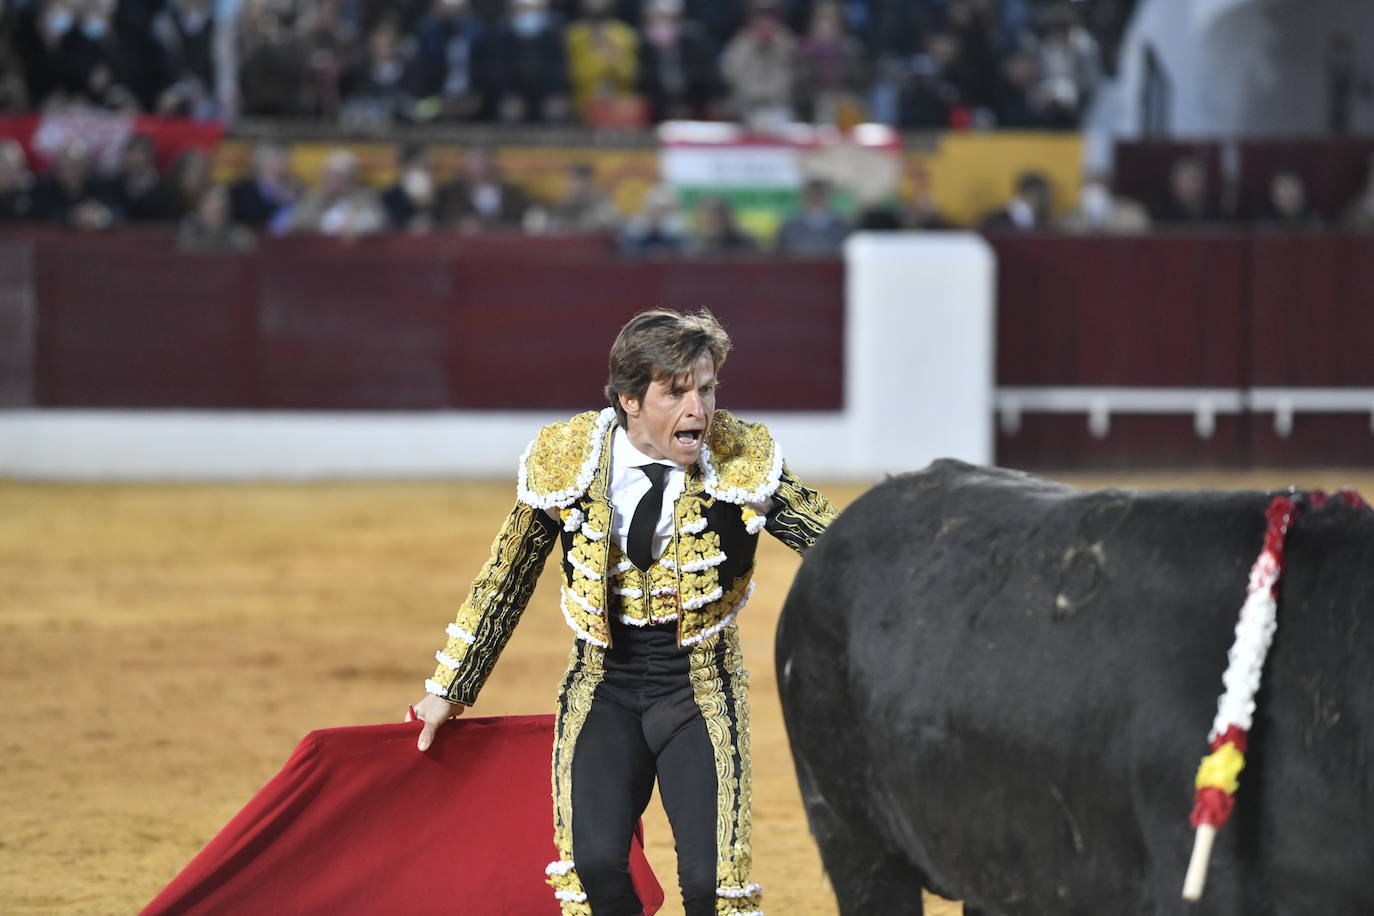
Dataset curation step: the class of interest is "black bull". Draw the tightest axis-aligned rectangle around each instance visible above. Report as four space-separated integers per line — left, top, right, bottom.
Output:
777 460 1374 915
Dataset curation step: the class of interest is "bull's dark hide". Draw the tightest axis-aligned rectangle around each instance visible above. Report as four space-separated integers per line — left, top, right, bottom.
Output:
777 460 1374 916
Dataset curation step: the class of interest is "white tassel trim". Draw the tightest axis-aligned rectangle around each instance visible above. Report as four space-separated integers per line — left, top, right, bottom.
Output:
651 586 678 597
699 430 783 505
718 883 764 898
568 553 602 581
580 524 606 541
682 585 724 611
680 552 726 573
559 598 609 648
563 585 604 617
1210 552 1282 739
682 516 709 534
744 513 767 535
554 890 588 903
517 407 616 510
561 508 585 533
681 583 755 646
660 557 676 570
611 559 634 574
545 860 576 876
435 650 461 670
613 586 643 598
424 678 448 697
445 623 476 645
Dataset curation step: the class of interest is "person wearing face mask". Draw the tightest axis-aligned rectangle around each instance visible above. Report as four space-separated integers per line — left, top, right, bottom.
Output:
411 308 836 916
635 0 720 122
719 0 800 132
1057 171 1149 235
19 0 134 109
150 0 217 117
564 0 638 124
381 143 439 234
471 0 572 123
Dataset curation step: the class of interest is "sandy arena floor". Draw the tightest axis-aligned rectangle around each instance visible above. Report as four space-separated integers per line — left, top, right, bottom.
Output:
4 469 1371 916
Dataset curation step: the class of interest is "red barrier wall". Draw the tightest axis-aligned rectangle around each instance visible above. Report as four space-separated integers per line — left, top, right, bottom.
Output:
9 229 1374 468
989 231 1374 469
19 231 845 413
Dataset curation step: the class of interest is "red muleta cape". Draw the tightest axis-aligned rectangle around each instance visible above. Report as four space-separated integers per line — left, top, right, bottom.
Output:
143 714 664 915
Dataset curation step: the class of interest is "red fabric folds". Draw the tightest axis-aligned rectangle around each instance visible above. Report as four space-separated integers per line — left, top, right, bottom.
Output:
143 714 664 915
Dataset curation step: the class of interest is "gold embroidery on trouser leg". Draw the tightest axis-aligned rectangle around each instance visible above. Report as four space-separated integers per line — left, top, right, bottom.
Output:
689 625 763 915
548 639 606 915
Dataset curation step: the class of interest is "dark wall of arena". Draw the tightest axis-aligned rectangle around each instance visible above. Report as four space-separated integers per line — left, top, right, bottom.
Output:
4 230 1373 468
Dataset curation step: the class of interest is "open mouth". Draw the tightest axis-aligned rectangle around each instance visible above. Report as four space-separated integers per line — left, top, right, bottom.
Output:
674 428 702 447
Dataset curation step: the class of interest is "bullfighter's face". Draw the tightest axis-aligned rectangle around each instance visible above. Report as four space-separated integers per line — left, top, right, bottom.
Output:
620 352 717 466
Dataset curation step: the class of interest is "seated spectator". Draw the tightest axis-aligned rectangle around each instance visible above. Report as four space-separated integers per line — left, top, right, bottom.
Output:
1256 170 1323 230
473 0 571 124
795 0 866 125
103 133 174 222
564 0 639 124
981 170 1053 231
410 0 483 120
0 140 37 221
382 143 439 234
1152 155 1217 225
636 0 720 123
166 147 215 220
1341 155 1374 231
688 195 757 256
436 147 529 232
617 182 687 255
18 0 140 112
776 177 849 255
229 142 300 233
177 185 256 254
341 18 419 126
902 170 953 229
943 0 1000 115
1034 2 1101 128
855 204 904 230
543 161 621 233
993 46 1054 128
32 140 115 230
238 0 309 116
720 0 799 132
289 148 387 238
1057 172 1150 234
150 0 218 117
298 0 360 119
891 31 965 128
0 7 31 113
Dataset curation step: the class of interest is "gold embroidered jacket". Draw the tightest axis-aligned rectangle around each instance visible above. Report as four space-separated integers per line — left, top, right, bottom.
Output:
427 407 836 706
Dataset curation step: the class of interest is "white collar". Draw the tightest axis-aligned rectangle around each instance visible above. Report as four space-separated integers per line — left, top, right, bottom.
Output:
612 425 680 478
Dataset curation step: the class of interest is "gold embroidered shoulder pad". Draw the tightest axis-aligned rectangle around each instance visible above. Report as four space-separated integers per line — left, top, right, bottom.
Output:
517 408 616 509
700 410 783 504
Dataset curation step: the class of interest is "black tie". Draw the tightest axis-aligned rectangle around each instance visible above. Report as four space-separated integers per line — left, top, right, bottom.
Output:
627 463 669 572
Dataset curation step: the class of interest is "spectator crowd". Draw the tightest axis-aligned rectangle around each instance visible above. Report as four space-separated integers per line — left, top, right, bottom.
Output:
7 127 1374 259
0 0 1134 131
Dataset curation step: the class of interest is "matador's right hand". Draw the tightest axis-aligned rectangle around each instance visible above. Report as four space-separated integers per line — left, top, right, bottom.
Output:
411 693 466 752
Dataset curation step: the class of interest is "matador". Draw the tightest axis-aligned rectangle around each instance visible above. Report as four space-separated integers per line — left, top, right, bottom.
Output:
412 308 836 916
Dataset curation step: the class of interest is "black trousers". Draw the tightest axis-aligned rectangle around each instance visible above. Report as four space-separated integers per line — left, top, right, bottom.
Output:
570 619 719 916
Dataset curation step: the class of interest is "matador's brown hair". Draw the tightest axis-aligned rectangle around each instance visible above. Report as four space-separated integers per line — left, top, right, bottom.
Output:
605 308 732 425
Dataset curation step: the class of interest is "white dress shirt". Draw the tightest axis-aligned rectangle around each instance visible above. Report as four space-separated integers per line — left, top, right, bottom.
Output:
608 427 685 563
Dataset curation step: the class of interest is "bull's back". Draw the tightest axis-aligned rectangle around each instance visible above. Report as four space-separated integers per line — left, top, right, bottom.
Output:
778 459 1374 915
